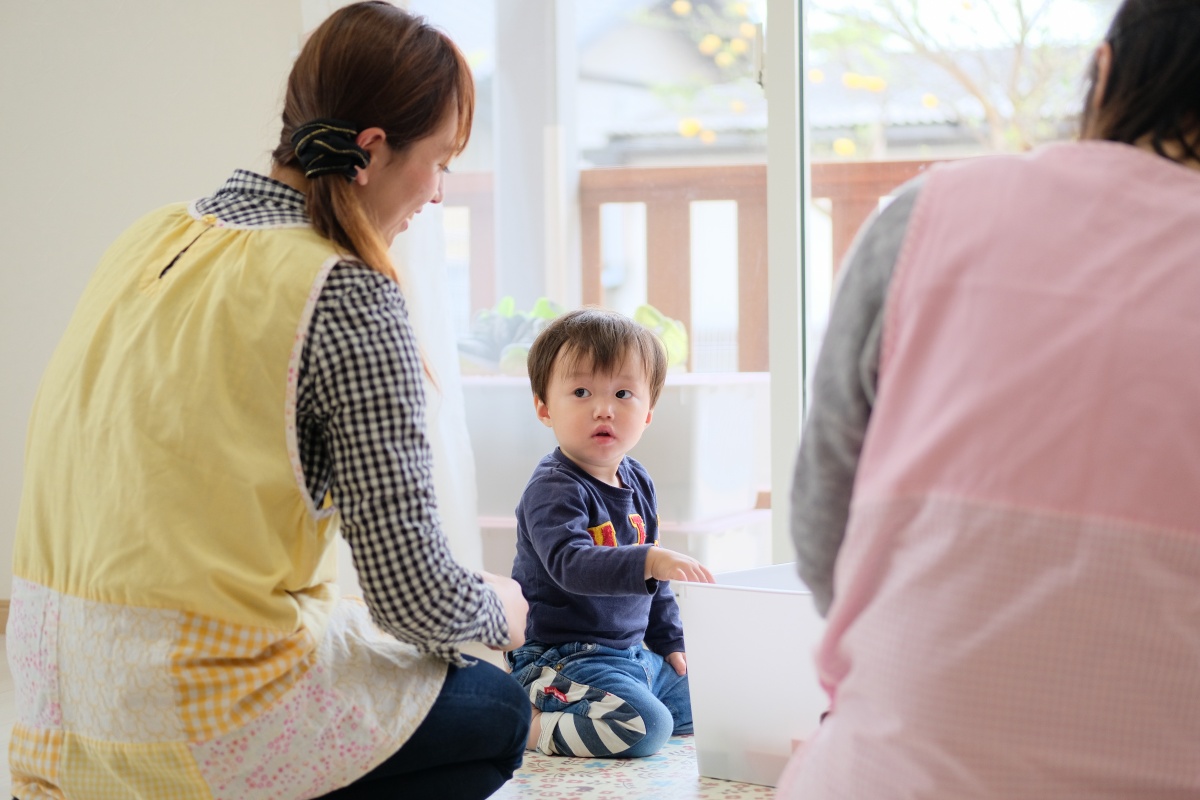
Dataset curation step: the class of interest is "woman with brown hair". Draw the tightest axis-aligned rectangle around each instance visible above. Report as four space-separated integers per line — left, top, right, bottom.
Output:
782 0 1200 796
9 3 529 798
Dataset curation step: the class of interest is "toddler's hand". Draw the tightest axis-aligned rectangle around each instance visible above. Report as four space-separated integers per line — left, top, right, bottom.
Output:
644 546 715 584
666 651 687 676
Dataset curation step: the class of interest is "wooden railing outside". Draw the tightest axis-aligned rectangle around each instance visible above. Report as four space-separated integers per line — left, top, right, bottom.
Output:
580 165 770 371
444 158 939 372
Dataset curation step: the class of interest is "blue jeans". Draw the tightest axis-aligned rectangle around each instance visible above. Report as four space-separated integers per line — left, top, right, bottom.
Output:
316 659 530 799
507 641 692 758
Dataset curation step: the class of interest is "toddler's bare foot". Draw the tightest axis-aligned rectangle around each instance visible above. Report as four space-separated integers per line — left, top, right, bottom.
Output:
527 708 542 750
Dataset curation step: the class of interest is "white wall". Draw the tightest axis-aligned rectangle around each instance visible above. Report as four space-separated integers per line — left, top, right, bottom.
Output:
0 1 302 598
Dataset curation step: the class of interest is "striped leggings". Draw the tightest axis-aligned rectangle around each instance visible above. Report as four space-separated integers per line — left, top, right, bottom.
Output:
507 641 692 758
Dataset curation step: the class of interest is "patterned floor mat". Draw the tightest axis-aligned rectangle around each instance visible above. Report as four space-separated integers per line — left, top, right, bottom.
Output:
493 736 777 799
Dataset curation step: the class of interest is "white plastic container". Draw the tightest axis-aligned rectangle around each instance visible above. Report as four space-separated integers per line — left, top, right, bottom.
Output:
674 564 828 787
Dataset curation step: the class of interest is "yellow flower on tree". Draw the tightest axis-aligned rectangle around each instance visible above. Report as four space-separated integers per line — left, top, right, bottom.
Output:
843 73 887 92
679 117 703 138
714 51 735 68
672 0 693 15
698 34 722 55
922 93 939 109
808 68 826 83
833 138 857 157
730 37 748 54
700 129 717 144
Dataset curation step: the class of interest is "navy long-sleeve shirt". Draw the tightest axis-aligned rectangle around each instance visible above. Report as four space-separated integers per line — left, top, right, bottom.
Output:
511 449 686 656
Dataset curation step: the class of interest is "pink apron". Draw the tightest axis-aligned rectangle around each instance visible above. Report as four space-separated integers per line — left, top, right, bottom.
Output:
779 142 1200 798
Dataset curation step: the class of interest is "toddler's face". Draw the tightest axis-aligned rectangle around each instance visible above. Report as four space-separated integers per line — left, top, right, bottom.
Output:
535 351 654 486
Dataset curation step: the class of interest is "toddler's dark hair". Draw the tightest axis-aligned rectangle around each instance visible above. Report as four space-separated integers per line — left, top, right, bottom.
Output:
528 307 668 407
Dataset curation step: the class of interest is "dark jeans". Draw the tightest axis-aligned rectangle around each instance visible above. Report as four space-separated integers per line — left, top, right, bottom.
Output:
315 658 531 800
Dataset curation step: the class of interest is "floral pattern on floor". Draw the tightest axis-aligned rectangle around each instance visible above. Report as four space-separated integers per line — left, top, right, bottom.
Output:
493 736 776 799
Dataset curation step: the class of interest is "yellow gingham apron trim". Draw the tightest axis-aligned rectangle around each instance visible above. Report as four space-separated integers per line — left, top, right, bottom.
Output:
171 611 315 740
10 723 65 799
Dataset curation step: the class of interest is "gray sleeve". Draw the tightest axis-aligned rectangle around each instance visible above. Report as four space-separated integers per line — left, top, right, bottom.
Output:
791 178 922 617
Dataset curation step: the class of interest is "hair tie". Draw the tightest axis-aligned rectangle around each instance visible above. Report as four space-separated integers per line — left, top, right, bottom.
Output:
290 118 370 181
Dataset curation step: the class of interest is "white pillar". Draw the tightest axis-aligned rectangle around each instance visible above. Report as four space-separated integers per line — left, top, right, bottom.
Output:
492 0 581 309
766 0 805 563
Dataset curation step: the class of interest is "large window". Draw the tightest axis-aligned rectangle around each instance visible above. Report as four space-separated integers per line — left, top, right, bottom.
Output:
398 0 1116 575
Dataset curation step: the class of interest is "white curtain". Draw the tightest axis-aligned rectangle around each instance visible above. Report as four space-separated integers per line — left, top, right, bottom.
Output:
394 205 485 573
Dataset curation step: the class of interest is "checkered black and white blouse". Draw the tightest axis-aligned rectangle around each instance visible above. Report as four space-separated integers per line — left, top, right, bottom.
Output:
194 170 508 663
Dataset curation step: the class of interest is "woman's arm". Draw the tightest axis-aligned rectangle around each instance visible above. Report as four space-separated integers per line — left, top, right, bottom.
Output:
297 264 511 661
791 179 922 616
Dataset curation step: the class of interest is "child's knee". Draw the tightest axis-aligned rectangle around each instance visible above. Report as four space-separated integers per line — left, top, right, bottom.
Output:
617 698 673 757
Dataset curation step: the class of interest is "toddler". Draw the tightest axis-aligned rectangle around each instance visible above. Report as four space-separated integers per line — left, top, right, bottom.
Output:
507 307 714 758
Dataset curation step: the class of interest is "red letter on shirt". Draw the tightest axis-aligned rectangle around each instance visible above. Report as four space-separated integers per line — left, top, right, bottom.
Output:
628 514 646 545
589 521 617 547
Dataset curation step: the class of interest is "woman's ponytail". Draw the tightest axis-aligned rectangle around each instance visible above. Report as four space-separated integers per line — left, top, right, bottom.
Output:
271 1 474 290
